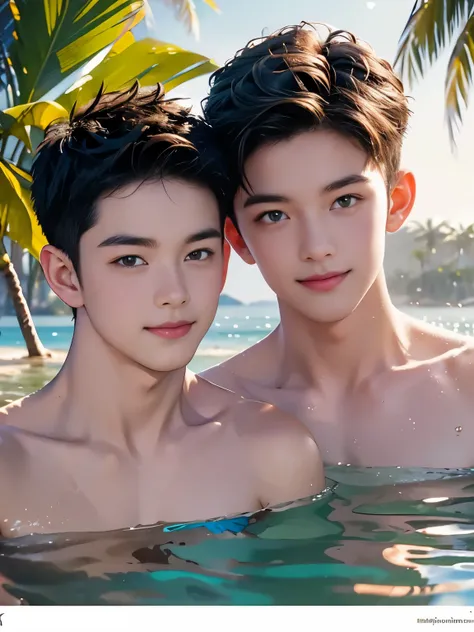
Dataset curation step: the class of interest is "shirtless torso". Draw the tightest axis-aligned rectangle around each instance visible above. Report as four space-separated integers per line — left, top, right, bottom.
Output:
0 373 323 539
201 316 474 468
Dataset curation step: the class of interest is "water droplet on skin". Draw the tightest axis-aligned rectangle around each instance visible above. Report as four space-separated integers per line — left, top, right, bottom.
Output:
455 426 463 434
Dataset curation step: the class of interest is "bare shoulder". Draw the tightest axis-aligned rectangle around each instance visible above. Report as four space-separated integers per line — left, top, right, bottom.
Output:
0 417 29 521
443 337 474 387
0 393 55 469
0 391 45 432
189 372 323 484
227 397 326 505
409 314 474 388
407 314 474 361
199 351 257 393
190 370 314 441
199 334 278 394
0 399 35 465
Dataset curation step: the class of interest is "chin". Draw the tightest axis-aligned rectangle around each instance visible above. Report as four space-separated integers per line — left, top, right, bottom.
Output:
299 305 356 324
144 357 191 373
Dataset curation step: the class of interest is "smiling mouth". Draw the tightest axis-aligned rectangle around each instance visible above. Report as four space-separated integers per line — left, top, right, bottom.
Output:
297 270 351 292
145 322 195 339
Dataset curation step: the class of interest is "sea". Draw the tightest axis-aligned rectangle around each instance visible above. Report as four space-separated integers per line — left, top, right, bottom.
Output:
2 303 474 371
2 304 474 606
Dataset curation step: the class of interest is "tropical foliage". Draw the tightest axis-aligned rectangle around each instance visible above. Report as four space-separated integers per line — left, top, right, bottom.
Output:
395 0 474 147
387 220 474 304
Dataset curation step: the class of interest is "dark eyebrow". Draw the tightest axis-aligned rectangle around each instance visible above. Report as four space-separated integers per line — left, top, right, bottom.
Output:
243 194 290 209
98 235 157 248
98 229 222 249
184 228 222 244
242 176 369 208
324 174 370 192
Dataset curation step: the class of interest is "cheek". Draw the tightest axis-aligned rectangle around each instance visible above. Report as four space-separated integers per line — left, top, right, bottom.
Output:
246 223 289 264
82 268 141 322
188 260 223 303
348 207 385 251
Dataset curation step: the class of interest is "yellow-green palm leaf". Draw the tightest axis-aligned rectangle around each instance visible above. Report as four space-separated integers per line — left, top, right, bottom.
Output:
0 161 47 258
7 0 147 102
1 101 69 150
58 36 218 110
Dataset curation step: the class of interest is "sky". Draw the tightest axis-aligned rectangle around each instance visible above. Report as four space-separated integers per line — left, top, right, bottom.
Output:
136 1 474 301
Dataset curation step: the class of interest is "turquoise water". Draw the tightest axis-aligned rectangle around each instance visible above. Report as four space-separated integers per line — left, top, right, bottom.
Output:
2 304 474 356
0 304 281 356
2 467 474 605
2 305 474 605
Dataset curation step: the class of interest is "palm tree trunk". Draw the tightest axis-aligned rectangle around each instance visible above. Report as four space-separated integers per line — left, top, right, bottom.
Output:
0 241 50 357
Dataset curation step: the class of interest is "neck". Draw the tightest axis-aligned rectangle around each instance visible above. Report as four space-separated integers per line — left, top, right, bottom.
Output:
276 274 411 390
46 313 189 455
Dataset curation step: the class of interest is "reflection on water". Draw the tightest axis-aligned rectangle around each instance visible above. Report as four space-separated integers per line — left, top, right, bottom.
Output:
2 467 474 605
0 362 60 407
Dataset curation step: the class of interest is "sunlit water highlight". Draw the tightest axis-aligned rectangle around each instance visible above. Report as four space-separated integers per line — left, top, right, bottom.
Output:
2 467 474 605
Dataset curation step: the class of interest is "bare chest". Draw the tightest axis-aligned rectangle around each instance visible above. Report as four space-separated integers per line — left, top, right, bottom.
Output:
1 439 256 539
247 372 473 468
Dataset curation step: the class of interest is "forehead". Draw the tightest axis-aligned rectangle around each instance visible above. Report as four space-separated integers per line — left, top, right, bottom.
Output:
238 129 381 198
93 178 220 237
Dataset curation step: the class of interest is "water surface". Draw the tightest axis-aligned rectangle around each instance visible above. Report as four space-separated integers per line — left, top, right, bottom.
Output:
2 467 474 605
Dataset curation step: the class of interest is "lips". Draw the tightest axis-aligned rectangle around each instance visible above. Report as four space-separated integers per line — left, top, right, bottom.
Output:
145 321 194 339
298 270 351 292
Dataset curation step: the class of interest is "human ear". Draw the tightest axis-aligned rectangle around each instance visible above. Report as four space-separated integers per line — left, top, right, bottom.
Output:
40 245 84 309
386 171 416 233
221 239 231 291
224 218 256 265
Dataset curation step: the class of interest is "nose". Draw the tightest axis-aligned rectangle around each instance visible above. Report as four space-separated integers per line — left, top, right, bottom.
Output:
299 218 336 262
154 267 190 308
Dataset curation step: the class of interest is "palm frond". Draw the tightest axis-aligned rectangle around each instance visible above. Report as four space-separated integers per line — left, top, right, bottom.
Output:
160 0 220 39
445 12 474 146
202 0 220 12
394 0 470 86
161 0 200 38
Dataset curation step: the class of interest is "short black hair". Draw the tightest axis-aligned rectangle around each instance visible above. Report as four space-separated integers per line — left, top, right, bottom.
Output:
32 82 229 274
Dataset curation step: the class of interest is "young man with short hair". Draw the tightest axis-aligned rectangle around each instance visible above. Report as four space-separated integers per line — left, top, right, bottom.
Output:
0 83 324 538
201 23 474 468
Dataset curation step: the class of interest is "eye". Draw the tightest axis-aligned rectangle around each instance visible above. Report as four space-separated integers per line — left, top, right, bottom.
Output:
257 210 289 224
331 195 360 210
185 249 214 261
114 255 147 268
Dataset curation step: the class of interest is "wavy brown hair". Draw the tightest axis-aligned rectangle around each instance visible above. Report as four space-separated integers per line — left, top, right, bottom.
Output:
203 22 411 195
